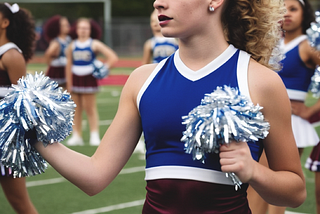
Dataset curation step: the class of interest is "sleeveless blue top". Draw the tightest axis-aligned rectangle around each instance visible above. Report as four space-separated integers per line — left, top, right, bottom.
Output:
72 38 96 76
137 45 263 185
50 36 72 67
277 35 315 101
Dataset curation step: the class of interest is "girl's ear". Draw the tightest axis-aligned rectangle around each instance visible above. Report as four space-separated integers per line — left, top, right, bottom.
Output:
209 0 225 10
1 19 10 29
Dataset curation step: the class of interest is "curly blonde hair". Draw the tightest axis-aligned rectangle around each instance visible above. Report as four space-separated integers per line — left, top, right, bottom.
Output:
222 0 286 70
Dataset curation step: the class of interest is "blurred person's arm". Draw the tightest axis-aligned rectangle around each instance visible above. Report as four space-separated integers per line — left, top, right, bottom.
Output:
142 39 152 65
92 39 118 69
44 40 60 66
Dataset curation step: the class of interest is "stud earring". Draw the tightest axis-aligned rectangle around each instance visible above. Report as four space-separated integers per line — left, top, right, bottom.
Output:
209 6 215 12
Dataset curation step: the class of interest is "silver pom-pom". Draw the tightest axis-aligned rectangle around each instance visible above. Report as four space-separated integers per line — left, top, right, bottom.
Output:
307 11 320 51
309 66 320 98
181 85 270 189
0 72 75 177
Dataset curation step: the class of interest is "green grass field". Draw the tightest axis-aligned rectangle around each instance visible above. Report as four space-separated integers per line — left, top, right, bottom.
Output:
0 62 317 213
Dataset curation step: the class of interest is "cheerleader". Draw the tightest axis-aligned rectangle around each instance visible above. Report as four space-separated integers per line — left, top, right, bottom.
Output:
35 0 306 213
0 3 38 214
248 0 320 213
66 18 118 146
142 9 178 64
44 15 71 87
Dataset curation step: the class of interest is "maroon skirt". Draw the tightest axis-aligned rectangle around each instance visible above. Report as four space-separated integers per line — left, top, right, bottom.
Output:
305 142 320 172
72 73 99 94
47 66 66 85
142 179 251 214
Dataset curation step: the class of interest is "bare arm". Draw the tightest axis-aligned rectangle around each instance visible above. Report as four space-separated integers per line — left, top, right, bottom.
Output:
65 43 73 92
34 64 157 196
220 60 306 207
1 49 26 83
141 39 152 65
44 40 60 66
92 40 118 69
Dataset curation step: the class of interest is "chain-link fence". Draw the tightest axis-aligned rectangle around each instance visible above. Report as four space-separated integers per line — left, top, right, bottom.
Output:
110 18 152 57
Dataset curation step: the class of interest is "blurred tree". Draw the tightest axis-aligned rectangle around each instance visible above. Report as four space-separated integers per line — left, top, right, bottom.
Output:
19 3 104 21
19 0 154 20
112 0 154 17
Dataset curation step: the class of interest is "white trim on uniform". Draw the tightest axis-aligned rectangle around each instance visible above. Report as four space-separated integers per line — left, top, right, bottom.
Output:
286 89 308 101
72 64 94 76
279 35 307 54
0 87 13 97
0 42 22 56
145 165 234 185
174 45 237 82
237 50 251 102
137 59 168 109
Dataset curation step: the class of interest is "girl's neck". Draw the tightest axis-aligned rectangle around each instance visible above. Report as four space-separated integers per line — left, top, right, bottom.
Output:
153 30 164 38
77 37 90 42
0 31 10 46
178 35 229 71
284 29 304 44
58 34 68 40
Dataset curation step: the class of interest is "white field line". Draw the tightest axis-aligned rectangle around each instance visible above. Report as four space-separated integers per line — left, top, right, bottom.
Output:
70 201 309 214
26 177 66 187
26 166 144 188
81 119 113 128
312 121 320 128
285 211 309 214
71 199 145 214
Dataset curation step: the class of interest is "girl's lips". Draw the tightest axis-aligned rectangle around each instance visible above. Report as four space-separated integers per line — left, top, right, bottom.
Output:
158 15 173 26
284 19 291 24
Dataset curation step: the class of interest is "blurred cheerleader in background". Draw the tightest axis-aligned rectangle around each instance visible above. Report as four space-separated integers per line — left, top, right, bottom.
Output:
65 18 118 146
248 0 320 213
142 9 178 64
43 15 71 88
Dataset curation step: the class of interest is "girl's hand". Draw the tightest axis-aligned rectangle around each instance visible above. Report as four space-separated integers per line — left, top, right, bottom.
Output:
291 101 312 120
219 141 257 184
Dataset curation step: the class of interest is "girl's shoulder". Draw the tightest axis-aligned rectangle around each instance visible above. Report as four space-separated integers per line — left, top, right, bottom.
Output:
0 43 21 56
125 63 158 99
248 59 286 106
91 39 108 51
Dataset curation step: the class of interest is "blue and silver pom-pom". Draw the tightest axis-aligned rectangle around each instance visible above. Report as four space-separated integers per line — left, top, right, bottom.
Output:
92 59 109 79
307 11 320 51
309 66 320 98
0 72 75 177
181 85 270 190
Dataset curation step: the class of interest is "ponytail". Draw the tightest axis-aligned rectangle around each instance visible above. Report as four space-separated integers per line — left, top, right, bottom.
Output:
222 0 285 70
43 15 63 43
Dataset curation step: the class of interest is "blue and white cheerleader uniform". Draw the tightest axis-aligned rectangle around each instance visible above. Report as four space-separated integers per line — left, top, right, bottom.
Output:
151 37 178 63
71 38 99 93
277 35 319 148
138 44 260 213
46 36 71 85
